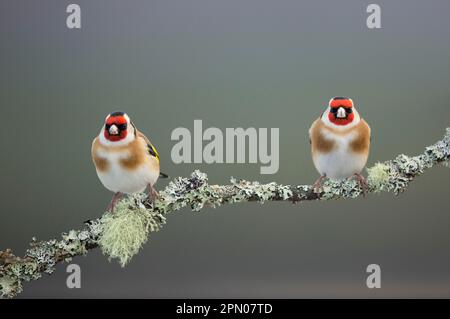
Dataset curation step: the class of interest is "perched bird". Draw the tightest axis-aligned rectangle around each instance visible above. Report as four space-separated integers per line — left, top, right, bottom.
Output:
309 97 371 193
91 111 168 212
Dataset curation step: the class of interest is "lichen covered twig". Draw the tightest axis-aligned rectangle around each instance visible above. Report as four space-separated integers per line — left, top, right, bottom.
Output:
1 128 449 298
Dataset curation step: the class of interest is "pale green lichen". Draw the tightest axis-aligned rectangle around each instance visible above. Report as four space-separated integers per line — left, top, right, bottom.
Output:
26 240 58 275
231 179 294 203
56 230 87 259
232 179 274 203
319 178 362 200
367 162 391 192
7 262 38 281
394 154 422 175
155 170 212 212
0 218 103 298
278 184 294 200
0 276 22 299
98 194 166 267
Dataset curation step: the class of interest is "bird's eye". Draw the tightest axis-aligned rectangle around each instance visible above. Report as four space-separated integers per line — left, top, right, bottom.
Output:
105 124 111 130
330 108 338 114
118 123 127 131
346 108 353 114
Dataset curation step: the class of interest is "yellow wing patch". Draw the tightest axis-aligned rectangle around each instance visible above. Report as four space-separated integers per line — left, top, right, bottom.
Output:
136 131 160 161
147 143 160 161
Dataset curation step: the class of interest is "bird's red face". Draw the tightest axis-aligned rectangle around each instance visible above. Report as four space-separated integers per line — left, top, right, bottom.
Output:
328 97 355 126
104 112 129 142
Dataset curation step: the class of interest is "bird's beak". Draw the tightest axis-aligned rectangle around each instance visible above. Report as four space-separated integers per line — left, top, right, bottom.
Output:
336 107 346 119
109 124 119 135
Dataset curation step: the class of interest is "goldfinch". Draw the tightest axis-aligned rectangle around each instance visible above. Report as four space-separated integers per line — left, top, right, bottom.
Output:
91 111 168 212
309 97 371 192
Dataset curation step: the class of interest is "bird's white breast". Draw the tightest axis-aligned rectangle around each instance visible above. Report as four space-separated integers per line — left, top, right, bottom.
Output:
313 129 368 180
95 149 159 194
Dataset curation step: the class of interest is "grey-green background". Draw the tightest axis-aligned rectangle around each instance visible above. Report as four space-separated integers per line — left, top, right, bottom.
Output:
1 0 449 298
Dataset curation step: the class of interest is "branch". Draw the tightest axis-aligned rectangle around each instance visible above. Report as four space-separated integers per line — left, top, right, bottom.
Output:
1 128 449 298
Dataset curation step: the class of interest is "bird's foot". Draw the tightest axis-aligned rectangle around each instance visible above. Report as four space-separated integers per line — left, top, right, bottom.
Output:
107 192 123 213
313 175 327 194
147 184 158 204
354 173 368 196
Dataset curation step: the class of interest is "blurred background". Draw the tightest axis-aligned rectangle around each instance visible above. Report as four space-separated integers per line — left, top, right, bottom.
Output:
0 0 449 298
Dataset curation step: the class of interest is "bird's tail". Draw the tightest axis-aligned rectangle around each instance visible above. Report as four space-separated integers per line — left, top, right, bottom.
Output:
159 172 169 178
